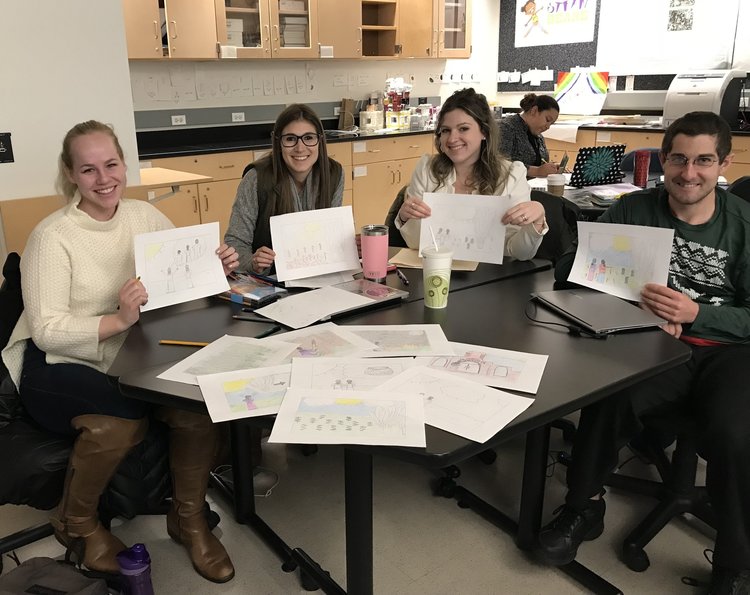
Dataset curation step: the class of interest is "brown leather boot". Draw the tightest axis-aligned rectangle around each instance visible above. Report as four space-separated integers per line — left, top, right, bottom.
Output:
52 414 148 574
156 407 234 583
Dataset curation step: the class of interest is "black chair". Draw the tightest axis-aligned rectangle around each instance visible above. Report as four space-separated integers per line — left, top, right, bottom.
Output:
530 190 578 264
0 253 173 575
604 411 714 572
620 148 663 175
727 175 750 201
384 185 409 248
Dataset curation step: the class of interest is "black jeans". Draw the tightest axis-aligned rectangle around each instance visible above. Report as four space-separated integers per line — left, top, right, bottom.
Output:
565 343 750 570
19 340 150 437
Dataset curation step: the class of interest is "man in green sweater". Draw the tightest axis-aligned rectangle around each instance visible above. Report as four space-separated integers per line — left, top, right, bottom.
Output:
535 111 750 594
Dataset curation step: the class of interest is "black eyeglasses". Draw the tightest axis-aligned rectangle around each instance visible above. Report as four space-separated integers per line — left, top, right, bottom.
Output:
664 155 720 168
277 133 321 148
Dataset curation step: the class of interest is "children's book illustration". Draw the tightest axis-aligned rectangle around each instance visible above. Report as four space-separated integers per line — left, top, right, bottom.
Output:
568 222 674 301
134 222 230 311
416 341 548 394
290 357 415 391
379 367 534 443
197 364 291 422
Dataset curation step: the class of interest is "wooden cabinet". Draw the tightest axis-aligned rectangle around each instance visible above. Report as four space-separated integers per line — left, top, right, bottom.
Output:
318 0 361 58
399 0 471 58
361 0 397 57
123 0 220 59
351 135 432 229
215 0 319 59
593 130 664 154
436 0 471 58
544 129 596 170
726 136 750 183
0 195 66 255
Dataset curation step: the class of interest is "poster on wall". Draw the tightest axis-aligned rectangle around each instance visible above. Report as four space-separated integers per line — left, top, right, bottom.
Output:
554 71 609 115
514 0 597 48
596 0 739 75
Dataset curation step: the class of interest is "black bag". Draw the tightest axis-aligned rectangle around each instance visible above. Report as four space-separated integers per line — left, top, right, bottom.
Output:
0 557 108 595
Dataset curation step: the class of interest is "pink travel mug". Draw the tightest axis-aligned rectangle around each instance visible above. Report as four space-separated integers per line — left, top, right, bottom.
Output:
634 150 650 188
361 225 389 282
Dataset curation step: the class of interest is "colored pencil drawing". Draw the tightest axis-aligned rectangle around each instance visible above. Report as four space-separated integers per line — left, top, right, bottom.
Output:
275 323 376 360
427 350 524 383
344 325 454 357
290 357 415 391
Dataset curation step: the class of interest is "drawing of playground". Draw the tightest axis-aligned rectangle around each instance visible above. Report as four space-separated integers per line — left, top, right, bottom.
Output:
292 396 408 436
143 232 214 296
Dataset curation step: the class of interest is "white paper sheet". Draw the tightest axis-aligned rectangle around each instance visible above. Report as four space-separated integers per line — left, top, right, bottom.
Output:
378 367 534 443
270 206 361 281
157 334 299 385
415 341 548 394
134 222 230 312
255 286 374 329
388 248 479 271
419 193 511 264
196 364 291 422
274 323 377 359
284 270 359 288
344 325 454 358
268 387 426 447
568 222 674 301
290 357 415 390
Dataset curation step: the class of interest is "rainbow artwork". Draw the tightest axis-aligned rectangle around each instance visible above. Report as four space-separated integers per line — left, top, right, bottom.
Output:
553 71 610 115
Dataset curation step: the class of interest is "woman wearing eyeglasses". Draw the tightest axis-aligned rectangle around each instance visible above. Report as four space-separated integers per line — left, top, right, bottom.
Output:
225 104 344 273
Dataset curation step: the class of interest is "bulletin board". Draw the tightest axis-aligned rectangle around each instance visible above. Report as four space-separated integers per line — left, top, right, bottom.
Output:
496 0 602 93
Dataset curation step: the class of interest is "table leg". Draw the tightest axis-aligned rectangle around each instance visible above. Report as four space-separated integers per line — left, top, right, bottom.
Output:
345 449 373 595
516 424 551 550
228 419 258 524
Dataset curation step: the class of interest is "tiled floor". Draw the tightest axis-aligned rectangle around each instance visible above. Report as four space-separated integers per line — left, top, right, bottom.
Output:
1 425 714 593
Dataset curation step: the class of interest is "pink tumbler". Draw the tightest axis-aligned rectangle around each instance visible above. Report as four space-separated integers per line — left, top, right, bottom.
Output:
361 225 389 283
634 150 650 188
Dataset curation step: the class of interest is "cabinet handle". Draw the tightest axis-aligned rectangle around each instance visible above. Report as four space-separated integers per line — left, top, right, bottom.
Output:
368 149 381 153
357 27 361 43
170 20 177 39
409 145 420 149
203 194 209 212
273 24 279 52
218 164 235 169
263 25 270 54
152 20 159 41
193 197 198 213
390 170 395 184
396 169 402 183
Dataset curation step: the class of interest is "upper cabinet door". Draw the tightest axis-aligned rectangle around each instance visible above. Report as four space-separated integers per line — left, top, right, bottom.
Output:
217 0 272 58
438 0 471 58
398 0 436 58
123 0 163 59
318 0 361 59
269 0 319 59
164 0 220 59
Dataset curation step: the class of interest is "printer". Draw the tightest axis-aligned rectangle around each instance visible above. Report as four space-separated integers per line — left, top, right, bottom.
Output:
662 70 746 129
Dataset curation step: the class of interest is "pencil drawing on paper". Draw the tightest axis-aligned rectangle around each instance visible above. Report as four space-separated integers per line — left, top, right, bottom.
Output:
221 372 290 413
581 231 642 290
292 396 408 436
143 232 214 296
279 219 343 270
427 349 525 382
350 329 432 354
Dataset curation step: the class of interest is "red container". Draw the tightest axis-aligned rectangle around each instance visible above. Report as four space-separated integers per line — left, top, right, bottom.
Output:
634 150 650 188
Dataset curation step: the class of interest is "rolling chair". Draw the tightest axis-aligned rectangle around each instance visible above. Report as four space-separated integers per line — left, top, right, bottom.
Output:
727 175 750 201
0 253 176 575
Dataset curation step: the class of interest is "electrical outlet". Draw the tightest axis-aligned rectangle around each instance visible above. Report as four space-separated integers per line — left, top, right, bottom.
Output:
231 112 245 123
171 114 187 126
334 106 341 116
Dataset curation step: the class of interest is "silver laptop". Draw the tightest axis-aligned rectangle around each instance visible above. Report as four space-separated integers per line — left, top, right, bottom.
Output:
532 288 665 336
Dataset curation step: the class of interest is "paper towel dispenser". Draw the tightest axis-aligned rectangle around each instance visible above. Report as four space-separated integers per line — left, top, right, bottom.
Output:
663 70 746 129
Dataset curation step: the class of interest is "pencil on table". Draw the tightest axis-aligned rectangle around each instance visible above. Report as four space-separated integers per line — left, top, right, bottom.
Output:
159 340 210 347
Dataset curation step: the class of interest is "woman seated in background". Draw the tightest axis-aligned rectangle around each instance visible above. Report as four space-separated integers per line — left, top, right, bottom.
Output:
499 92 561 178
396 87 547 260
1 121 238 583
225 103 344 273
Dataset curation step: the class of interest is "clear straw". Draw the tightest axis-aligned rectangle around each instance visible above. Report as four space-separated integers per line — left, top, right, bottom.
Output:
428 225 439 252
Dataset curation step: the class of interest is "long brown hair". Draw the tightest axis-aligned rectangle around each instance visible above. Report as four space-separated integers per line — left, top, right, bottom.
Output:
56 120 125 200
430 88 511 195
269 104 334 215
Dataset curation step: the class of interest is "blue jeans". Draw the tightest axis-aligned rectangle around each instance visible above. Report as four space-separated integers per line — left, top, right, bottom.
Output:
19 340 150 437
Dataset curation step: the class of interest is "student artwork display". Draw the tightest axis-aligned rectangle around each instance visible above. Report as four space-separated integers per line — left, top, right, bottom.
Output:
269 206 361 282
568 222 674 301
416 341 548 394
378 367 534 443
134 222 230 312
196 364 291 422
553 72 608 116
419 193 511 264
157 334 299 385
344 325 455 357
290 357 416 391
514 0 597 48
274 323 377 359
268 387 426 447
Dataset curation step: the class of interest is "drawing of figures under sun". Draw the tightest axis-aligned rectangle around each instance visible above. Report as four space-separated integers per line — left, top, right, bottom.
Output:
293 397 408 436
222 373 290 413
280 219 342 270
143 233 215 295
582 231 643 290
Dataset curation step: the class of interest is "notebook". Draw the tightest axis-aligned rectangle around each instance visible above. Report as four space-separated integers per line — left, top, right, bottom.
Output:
532 288 665 336
569 144 626 188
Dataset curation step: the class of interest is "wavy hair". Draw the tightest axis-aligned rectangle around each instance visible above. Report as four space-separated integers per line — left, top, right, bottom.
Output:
56 120 124 200
430 88 511 195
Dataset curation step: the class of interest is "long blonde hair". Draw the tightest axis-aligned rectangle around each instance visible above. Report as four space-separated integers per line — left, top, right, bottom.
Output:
56 121 125 199
430 88 511 195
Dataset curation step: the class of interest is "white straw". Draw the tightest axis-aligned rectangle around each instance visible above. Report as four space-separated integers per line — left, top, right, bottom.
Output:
428 225 439 251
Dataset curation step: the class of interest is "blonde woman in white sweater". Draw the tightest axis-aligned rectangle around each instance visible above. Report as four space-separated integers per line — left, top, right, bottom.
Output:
1 121 238 583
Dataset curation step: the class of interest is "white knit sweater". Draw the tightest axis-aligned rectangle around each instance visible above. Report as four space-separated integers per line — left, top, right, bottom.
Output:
2 194 172 389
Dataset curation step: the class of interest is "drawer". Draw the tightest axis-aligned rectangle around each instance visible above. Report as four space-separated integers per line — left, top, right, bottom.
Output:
327 141 353 166
352 134 433 165
731 136 750 163
150 151 253 181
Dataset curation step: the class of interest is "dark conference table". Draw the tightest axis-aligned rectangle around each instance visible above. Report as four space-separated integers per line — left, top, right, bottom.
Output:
110 266 690 595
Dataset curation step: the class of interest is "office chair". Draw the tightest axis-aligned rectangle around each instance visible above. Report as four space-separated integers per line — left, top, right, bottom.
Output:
530 190 578 264
0 253 175 575
727 175 750 201
604 410 714 572
384 186 409 247
620 148 663 175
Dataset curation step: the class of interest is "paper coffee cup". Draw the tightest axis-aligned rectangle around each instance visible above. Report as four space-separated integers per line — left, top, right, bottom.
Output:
546 173 566 197
421 247 453 309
